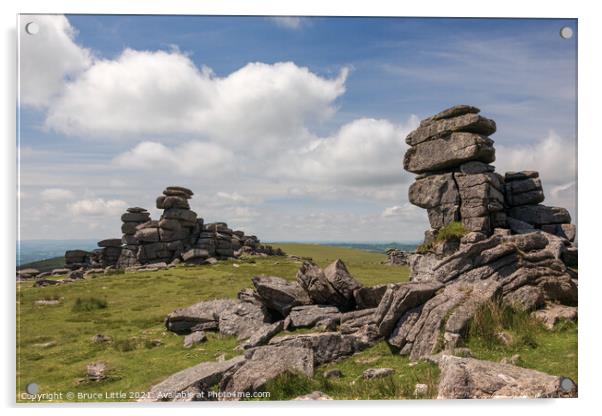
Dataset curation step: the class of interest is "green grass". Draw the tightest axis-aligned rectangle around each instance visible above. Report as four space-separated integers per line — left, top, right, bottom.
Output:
416 221 466 253
16 243 577 401
466 300 578 382
18 256 65 273
257 341 440 400
16 244 408 402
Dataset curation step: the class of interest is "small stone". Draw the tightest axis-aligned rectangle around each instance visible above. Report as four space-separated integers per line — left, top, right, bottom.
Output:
86 362 108 381
91 334 112 343
500 354 521 365
323 368 342 378
183 331 207 348
362 367 394 380
414 383 429 396
34 299 61 306
495 331 513 346
294 391 333 400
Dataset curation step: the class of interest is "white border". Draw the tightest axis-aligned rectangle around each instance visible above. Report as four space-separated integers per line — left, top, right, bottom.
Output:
2 1 600 415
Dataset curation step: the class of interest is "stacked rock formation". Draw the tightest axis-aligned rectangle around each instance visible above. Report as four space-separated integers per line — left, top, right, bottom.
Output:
405 104 575 243
405 105 504 235
148 106 577 401
63 186 283 272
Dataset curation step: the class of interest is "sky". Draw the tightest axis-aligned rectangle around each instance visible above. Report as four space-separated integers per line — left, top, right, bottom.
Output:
17 15 577 243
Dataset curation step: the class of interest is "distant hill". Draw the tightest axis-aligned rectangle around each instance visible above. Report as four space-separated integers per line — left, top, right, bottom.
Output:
17 239 99 266
310 242 417 253
17 256 64 272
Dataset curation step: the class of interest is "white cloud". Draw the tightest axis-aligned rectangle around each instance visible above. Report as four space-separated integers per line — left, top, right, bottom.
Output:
113 141 236 177
495 131 576 186
40 187 75 201
68 198 127 216
45 49 348 153
279 116 419 186
19 15 92 107
382 203 421 219
270 17 305 30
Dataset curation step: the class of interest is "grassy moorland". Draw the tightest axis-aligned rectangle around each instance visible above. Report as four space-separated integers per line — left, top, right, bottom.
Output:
16 243 576 402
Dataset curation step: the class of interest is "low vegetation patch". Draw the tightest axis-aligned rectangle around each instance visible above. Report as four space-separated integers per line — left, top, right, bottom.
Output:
416 221 466 253
72 297 108 312
256 341 440 400
467 300 577 381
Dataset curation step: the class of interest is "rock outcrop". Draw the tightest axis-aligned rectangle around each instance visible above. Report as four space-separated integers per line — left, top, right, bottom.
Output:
435 355 577 398
61 186 285 274
142 105 577 400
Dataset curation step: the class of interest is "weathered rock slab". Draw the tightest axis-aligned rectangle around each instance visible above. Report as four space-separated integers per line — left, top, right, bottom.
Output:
436 355 577 399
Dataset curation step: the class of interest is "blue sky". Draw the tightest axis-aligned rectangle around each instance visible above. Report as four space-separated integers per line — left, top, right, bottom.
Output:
18 15 577 242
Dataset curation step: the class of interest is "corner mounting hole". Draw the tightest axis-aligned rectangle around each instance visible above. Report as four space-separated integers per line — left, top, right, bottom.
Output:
560 26 573 39
25 22 39 35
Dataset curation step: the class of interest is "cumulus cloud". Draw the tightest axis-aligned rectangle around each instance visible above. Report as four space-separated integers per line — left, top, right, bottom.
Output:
382 203 421 219
495 131 576 186
19 15 92 107
279 116 419 186
68 198 127 216
40 187 75 201
45 49 348 152
113 141 236 177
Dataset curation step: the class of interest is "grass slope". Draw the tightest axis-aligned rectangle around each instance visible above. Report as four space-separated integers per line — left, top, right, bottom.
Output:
18 256 65 273
16 243 576 402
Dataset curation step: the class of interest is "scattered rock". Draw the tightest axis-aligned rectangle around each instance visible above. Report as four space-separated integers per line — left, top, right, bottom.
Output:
141 356 246 402
294 391 333 400
32 341 57 348
219 345 314 400
17 268 40 279
165 299 238 334
531 303 577 329
287 305 341 329
243 320 284 349
323 368 342 379
269 332 362 365
436 355 576 398
34 299 61 306
362 367 394 380
86 362 108 382
183 331 207 348
414 383 429 397
91 334 112 343
500 354 521 365
251 275 311 316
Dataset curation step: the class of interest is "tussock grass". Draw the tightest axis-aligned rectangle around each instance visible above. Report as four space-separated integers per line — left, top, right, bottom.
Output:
467 300 577 381
256 342 440 400
72 297 108 312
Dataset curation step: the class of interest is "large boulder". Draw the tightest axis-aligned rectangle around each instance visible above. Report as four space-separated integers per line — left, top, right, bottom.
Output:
353 284 389 309
406 111 496 146
217 301 271 340
296 262 348 309
373 281 444 337
404 132 495 173
436 355 577 398
408 173 460 229
219 345 313 400
287 305 341 329
165 299 238 333
269 332 363 365
251 275 312 316
454 171 505 233
504 174 545 206
323 259 362 307
141 356 245 402
508 205 571 226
